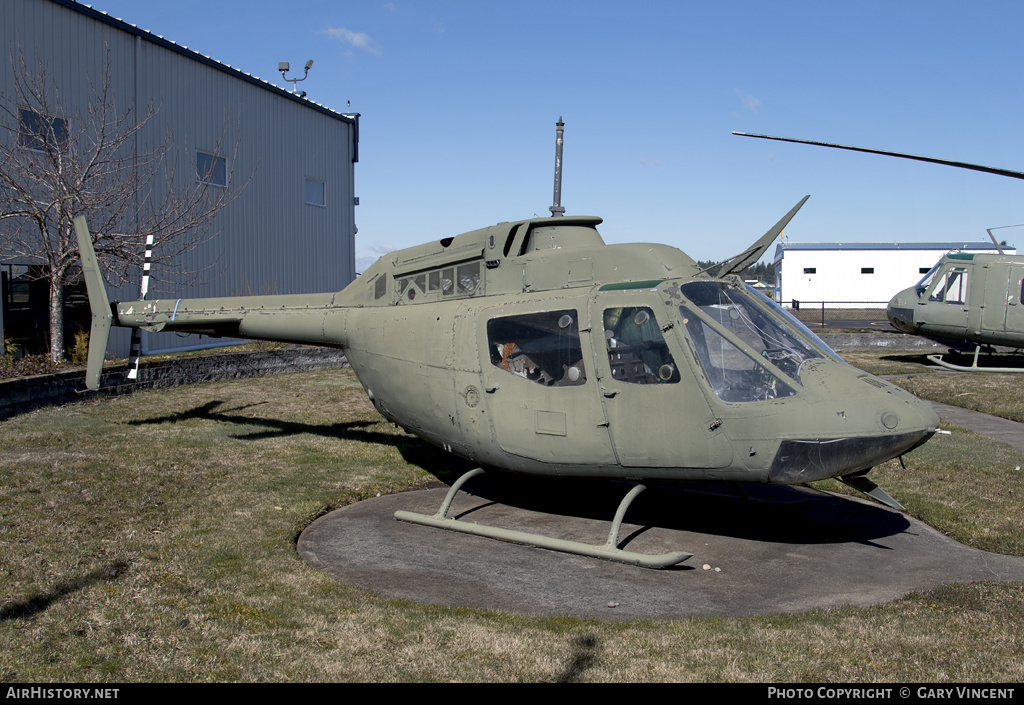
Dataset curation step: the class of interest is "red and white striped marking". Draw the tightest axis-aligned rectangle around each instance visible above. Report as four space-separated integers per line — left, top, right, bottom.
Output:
126 234 154 381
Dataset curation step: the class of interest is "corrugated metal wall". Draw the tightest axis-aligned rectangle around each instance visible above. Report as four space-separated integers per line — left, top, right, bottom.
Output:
1 0 357 356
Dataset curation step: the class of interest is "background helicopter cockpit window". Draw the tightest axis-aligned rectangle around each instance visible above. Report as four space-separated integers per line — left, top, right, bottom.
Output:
602 306 680 385
927 267 969 305
486 310 586 386
915 262 942 296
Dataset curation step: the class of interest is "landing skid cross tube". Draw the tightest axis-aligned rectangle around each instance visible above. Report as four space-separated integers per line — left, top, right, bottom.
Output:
928 344 1024 373
394 468 692 569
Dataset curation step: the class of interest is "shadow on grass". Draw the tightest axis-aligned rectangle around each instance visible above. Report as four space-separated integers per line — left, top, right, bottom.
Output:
876 353 936 366
1 560 129 621
555 634 600 683
125 400 474 484
124 402 909 550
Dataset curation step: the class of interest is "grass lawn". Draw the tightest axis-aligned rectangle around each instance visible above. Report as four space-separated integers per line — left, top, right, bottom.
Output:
1 368 1022 682
839 349 1024 423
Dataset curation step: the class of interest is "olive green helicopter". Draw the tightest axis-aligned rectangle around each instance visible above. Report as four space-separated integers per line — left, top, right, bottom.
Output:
736 131 1024 372
73 122 940 568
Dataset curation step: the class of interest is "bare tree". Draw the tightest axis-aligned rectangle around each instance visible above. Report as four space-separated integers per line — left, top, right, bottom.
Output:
0 49 246 361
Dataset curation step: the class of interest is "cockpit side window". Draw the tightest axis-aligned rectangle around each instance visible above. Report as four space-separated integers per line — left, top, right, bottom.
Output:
486 310 585 386
602 306 680 384
928 267 968 305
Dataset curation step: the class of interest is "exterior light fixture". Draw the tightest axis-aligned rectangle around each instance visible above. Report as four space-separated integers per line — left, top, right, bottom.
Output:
280 59 314 97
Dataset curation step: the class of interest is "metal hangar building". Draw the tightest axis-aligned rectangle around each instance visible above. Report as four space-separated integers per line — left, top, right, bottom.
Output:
0 0 359 358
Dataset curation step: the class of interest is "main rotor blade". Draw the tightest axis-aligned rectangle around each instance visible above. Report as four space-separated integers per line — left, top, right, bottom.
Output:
733 132 1024 181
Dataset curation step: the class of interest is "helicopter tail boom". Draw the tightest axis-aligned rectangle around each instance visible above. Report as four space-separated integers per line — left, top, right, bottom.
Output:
74 215 349 390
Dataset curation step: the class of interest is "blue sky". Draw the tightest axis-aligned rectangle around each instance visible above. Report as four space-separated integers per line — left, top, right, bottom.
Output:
87 0 1024 271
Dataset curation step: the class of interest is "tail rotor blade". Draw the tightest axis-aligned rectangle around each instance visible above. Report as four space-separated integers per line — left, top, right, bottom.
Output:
73 216 112 391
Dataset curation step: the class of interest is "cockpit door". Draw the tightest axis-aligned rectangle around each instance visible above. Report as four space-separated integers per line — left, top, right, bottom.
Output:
920 264 970 338
478 300 615 468
592 291 732 470
1004 265 1024 337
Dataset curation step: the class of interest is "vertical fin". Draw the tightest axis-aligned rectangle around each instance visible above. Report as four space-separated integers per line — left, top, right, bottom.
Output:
73 216 112 391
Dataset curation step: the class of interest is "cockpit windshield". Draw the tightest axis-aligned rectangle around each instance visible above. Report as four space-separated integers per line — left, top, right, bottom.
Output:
677 281 828 402
915 261 942 296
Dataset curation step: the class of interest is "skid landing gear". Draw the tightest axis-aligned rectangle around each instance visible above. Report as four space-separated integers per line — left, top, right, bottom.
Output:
394 468 692 569
928 344 1024 372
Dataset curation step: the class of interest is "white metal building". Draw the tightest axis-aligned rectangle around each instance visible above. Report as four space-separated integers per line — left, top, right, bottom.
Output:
1 0 359 357
773 241 1015 308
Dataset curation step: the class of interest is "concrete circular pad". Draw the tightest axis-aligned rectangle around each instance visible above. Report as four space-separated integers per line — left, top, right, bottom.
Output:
298 475 1024 620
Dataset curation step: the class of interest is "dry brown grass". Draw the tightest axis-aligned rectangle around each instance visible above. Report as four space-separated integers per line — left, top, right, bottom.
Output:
1 368 1022 682
837 350 938 376
892 372 1024 424
840 350 1024 423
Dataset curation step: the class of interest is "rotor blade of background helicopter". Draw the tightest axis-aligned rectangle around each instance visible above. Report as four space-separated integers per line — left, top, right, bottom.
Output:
733 132 1024 181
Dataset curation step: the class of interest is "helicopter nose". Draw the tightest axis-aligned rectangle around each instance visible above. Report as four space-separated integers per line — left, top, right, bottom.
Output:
886 289 917 334
768 427 935 484
767 373 939 485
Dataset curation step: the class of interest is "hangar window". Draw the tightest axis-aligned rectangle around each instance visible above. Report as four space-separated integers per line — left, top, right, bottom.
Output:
19 108 68 153
305 178 325 207
803 267 816 274
196 151 227 187
861 267 874 274
487 310 585 386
